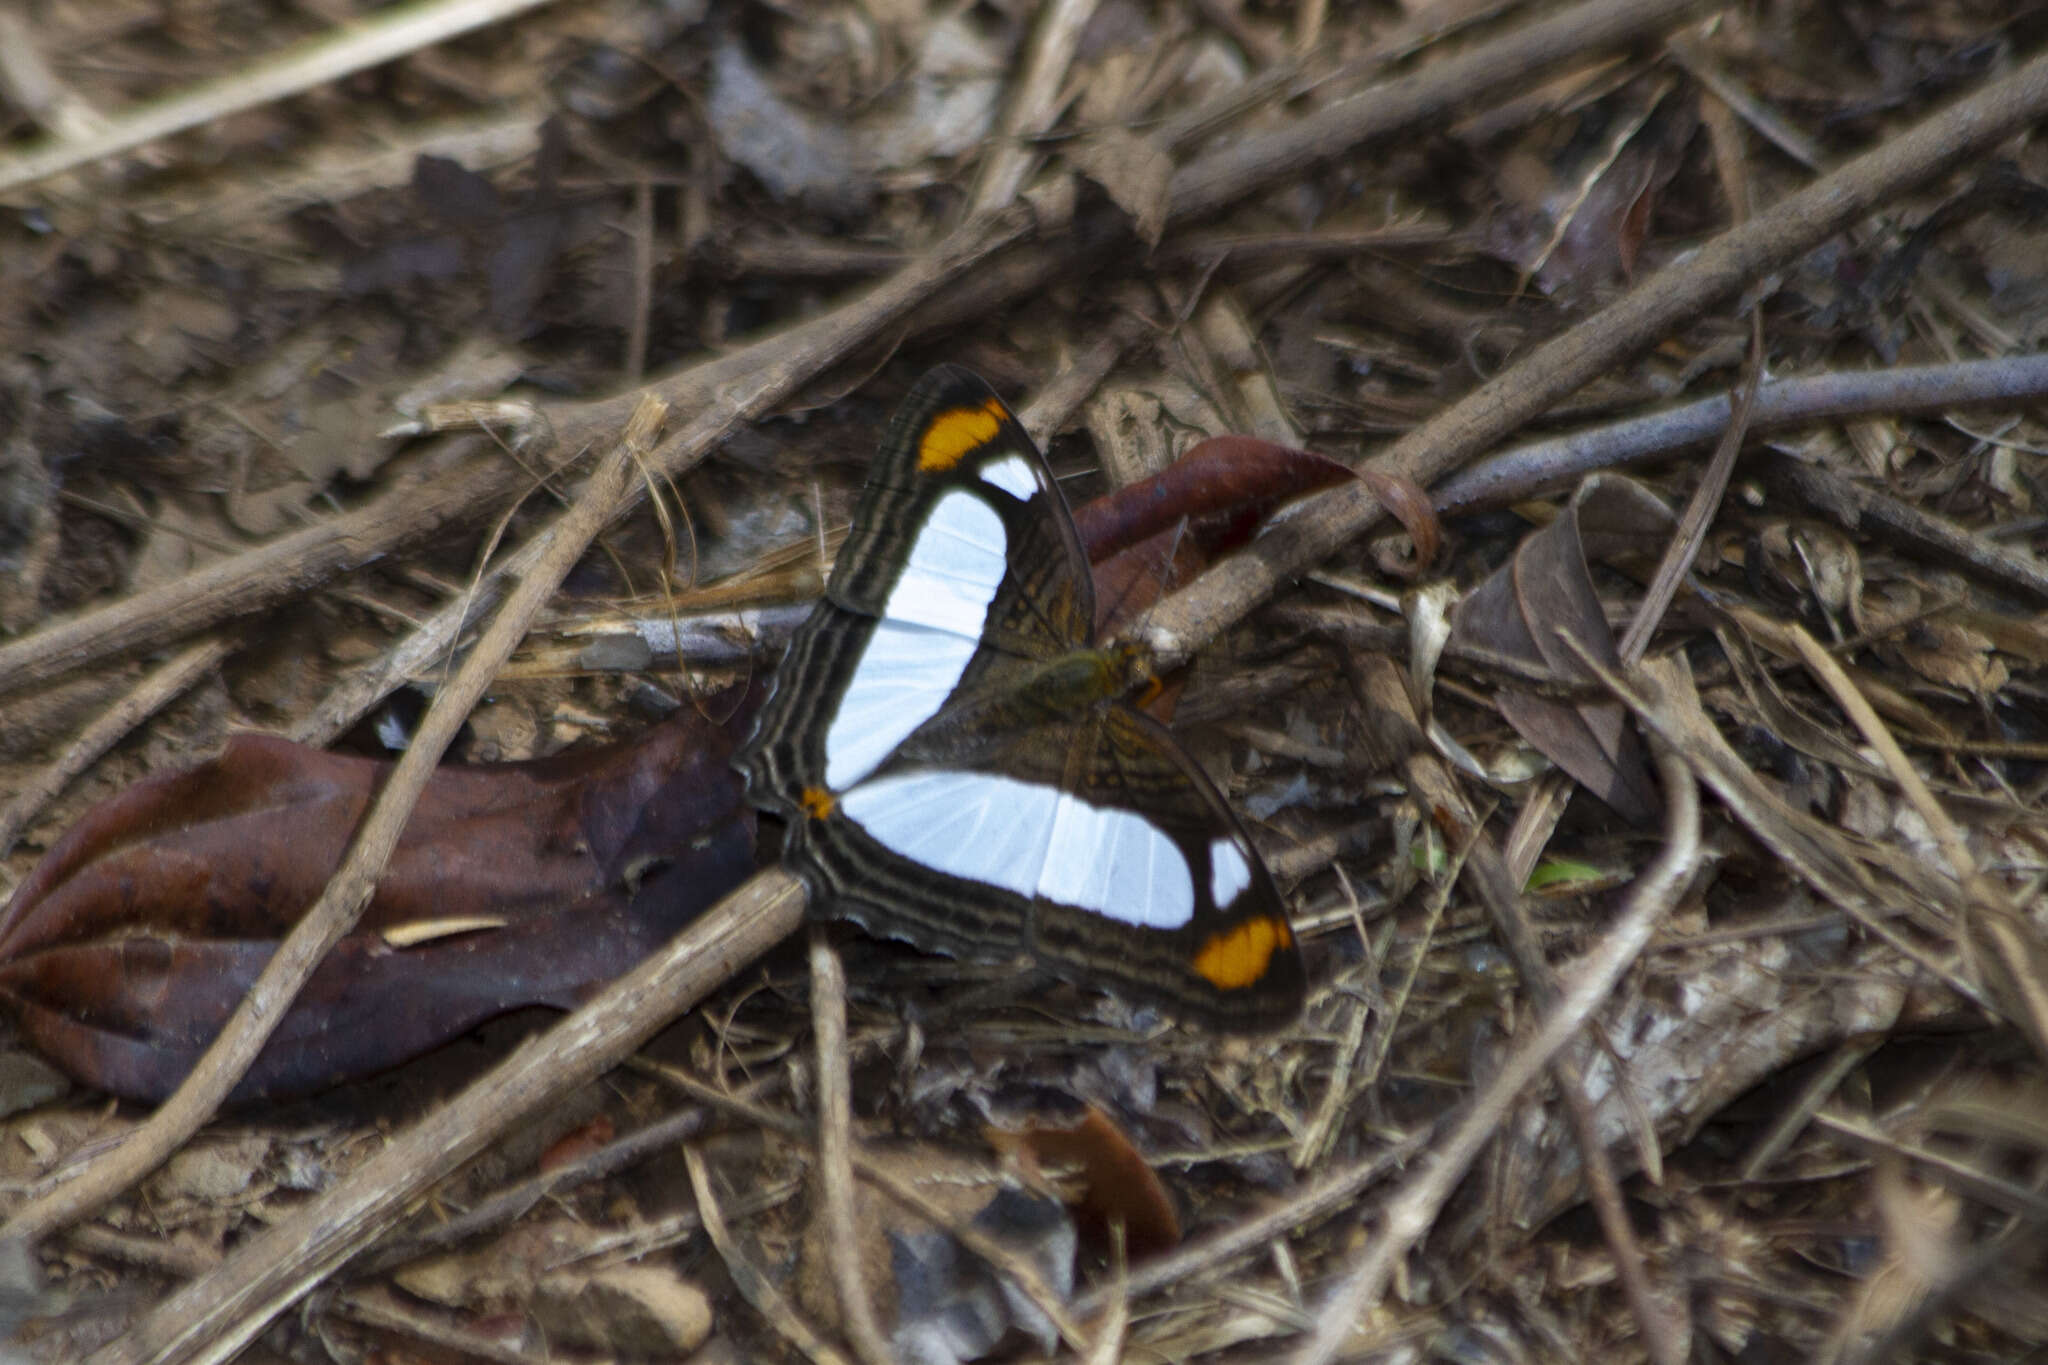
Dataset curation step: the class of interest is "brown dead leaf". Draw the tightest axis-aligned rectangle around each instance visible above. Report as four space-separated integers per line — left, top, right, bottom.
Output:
1074 433 1352 634
1449 475 1668 823
1068 129 1173 247
1892 616 2008 698
0 709 756 1101
988 1104 1180 1262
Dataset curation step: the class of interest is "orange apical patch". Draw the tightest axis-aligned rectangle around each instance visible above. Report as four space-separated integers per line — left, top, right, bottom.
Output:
917 399 1007 471
800 786 837 820
1192 915 1293 990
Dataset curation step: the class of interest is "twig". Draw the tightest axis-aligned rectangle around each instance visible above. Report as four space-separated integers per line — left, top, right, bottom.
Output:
1168 0 1711 219
0 399 663 1255
86 867 808 1365
808 929 894 1365
1074 1131 1430 1312
1432 354 2048 516
1142 45 2048 669
328 1285 561 1365
1291 741 1699 1365
0 0 559 196
0 636 232 858
1768 452 2048 607
352 1105 713 1276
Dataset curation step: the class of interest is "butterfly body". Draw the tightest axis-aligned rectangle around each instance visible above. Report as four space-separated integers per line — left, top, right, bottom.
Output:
737 366 1304 1029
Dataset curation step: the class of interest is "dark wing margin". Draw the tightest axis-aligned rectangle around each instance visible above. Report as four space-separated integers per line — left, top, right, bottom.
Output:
1030 707 1306 1030
828 365 1095 655
738 366 1085 813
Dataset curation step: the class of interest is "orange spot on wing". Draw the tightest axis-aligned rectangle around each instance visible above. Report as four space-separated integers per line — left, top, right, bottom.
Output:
918 399 1007 471
1192 916 1292 990
800 786 837 820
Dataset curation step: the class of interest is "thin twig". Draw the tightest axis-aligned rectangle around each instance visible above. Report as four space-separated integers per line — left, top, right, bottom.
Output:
0 398 660 1253
1291 740 1700 1365
0 636 232 858
0 0 559 195
353 1105 713 1276
808 929 894 1365
1433 354 2048 516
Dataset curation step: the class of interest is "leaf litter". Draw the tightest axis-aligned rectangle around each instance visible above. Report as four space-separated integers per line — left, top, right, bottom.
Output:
5 0 2048 1361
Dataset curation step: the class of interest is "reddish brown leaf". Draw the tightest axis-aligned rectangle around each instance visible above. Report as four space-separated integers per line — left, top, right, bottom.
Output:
991 1104 1180 1262
538 1116 616 1175
0 710 756 1101
1073 434 1352 562
1074 434 1353 634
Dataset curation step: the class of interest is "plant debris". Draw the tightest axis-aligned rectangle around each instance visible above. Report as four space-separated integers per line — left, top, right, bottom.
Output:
6 1 2048 1361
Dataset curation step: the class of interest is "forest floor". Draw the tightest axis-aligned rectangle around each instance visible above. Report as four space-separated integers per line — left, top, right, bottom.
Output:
3 0 2048 1361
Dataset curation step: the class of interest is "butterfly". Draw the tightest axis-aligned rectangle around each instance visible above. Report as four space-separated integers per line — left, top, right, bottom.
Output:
736 366 1303 1029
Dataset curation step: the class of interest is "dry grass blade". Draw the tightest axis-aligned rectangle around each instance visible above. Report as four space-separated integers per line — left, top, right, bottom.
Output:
1615 315 1763 663
0 0 560 195
685 1144 854 1365
1584 642 1985 1009
1783 626 2048 1064
1292 741 1701 1364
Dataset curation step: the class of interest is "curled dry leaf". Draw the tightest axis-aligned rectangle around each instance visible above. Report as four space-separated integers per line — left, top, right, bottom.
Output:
1357 465 1442 573
1074 433 1352 634
0 710 756 1102
1449 474 1668 824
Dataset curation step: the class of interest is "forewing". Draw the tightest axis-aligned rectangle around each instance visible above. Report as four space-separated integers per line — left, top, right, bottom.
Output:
829 365 1093 658
737 367 1090 954
739 368 1093 805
